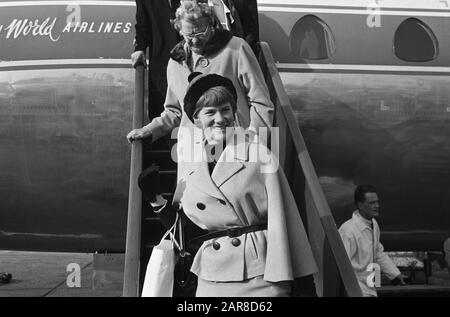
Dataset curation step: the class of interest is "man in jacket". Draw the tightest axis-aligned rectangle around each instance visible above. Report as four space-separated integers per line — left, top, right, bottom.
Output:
339 184 407 296
207 0 259 54
131 0 180 119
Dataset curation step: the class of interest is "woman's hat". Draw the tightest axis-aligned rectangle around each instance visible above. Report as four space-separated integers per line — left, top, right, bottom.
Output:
183 72 237 122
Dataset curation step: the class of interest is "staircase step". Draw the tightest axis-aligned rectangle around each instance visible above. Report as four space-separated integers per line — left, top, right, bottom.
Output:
144 216 159 221
144 150 176 170
138 169 176 196
159 170 177 193
143 137 171 151
145 150 171 155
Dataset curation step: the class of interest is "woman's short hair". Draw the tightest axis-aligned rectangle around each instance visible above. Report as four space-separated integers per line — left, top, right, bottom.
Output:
173 1 215 31
193 86 237 119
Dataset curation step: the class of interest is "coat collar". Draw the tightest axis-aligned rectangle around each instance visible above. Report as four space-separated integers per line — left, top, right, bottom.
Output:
352 210 376 232
169 29 233 63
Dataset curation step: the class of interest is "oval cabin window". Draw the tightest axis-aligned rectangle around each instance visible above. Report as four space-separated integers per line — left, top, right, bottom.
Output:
394 18 438 62
289 15 336 60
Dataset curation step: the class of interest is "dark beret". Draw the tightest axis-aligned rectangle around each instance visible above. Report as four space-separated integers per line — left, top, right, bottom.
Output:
183 72 237 122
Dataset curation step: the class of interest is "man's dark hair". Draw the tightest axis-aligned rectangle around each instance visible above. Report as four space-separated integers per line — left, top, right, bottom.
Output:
354 184 377 205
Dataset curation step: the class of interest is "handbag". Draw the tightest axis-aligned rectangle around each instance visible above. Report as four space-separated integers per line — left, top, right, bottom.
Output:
141 213 181 297
173 214 197 297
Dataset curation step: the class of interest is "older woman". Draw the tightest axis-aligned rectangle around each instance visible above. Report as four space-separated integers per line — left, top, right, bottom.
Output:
160 73 317 297
127 0 273 173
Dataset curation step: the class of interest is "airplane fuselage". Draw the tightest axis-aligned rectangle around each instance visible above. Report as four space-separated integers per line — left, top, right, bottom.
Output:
0 0 448 252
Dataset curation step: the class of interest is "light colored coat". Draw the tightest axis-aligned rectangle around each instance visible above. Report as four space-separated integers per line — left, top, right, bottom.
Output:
173 136 318 283
145 32 274 143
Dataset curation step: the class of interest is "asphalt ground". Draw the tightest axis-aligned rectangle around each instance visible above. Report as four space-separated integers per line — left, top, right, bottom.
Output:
1 251 449 297
0 251 122 297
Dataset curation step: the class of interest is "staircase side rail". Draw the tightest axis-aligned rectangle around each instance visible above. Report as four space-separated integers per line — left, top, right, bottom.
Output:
258 42 362 297
123 65 145 297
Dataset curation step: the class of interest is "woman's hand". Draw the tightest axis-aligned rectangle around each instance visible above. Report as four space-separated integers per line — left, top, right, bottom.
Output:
126 127 152 143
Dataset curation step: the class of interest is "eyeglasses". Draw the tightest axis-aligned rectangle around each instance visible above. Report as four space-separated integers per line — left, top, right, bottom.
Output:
180 26 210 40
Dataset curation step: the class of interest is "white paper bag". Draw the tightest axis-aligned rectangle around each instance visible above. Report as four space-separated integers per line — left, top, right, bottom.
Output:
141 239 176 297
141 214 180 297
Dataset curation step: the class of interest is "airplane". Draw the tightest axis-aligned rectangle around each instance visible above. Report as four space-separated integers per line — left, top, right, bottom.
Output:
258 0 450 252
0 0 449 263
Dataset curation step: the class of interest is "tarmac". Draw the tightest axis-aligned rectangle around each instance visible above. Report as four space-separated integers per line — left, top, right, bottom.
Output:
0 251 122 297
1 251 449 297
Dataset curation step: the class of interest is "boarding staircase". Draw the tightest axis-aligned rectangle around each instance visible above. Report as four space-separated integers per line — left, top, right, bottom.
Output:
121 65 181 295
122 42 363 297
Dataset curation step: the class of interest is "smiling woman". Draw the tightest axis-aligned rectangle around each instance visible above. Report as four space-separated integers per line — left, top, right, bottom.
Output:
184 73 237 148
195 95 235 146
156 73 318 297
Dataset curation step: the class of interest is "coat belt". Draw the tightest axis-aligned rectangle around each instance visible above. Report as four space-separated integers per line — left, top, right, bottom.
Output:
189 223 267 249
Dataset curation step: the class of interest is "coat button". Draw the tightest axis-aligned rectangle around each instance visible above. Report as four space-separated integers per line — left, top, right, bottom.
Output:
218 199 226 205
198 57 209 68
231 238 241 247
196 203 206 210
213 241 221 250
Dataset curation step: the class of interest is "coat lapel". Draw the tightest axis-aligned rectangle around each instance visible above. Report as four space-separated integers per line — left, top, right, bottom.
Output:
186 161 226 200
211 136 249 188
211 160 244 188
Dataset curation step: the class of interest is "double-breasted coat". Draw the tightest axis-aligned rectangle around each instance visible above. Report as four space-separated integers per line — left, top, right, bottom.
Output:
173 135 318 283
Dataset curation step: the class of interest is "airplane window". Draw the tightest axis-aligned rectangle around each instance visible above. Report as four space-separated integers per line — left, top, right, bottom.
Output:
289 15 336 60
394 18 438 62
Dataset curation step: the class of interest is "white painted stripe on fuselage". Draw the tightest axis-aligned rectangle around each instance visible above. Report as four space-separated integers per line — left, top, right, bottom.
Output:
258 6 450 17
0 230 103 239
0 58 131 68
278 63 450 73
0 1 135 7
257 0 450 11
1 0 448 17
2 59 450 73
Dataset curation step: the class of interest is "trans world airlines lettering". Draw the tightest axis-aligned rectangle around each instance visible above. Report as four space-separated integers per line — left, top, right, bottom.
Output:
1 18 132 42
